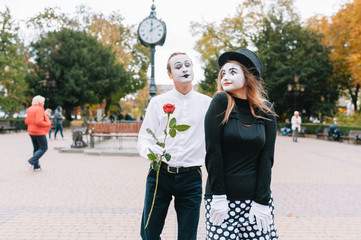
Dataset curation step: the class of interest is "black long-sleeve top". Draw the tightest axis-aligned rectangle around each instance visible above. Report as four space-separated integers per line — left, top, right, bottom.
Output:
204 92 277 205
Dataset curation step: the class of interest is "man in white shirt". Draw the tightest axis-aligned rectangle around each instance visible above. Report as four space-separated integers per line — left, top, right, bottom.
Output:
138 52 211 240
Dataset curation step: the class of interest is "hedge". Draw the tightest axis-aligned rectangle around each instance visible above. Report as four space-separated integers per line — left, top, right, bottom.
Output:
277 122 361 135
0 119 70 130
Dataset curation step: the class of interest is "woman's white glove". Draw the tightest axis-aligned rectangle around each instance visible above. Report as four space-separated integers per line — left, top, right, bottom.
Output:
249 201 272 233
210 195 229 226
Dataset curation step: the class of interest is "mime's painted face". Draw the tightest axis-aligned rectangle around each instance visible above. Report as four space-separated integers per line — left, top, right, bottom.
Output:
221 62 245 94
168 55 194 83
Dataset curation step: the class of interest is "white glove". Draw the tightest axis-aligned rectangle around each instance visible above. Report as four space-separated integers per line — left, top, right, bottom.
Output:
148 144 164 156
210 195 229 226
249 201 272 233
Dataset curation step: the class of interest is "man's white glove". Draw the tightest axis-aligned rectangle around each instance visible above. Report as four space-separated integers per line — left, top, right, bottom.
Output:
249 201 272 233
149 144 164 156
210 195 229 226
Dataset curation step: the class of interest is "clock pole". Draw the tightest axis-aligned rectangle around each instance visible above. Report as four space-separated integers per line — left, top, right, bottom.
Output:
149 45 156 100
137 0 166 102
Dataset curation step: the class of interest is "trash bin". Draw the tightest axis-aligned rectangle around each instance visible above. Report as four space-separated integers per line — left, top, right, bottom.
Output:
71 129 88 148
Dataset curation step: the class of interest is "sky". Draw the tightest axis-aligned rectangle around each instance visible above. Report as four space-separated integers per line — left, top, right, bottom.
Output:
1 0 346 85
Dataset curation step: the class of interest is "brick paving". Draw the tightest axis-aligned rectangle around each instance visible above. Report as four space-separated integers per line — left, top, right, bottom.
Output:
1 130 361 239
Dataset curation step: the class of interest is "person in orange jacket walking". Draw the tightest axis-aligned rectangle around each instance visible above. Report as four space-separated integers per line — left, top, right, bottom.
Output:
25 95 51 171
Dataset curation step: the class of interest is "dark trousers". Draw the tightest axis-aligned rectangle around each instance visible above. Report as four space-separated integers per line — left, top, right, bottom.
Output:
28 135 48 169
140 167 202 240
54 123 63 138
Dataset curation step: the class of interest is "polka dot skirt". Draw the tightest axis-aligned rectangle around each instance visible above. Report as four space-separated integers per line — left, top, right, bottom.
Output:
205 198 279 240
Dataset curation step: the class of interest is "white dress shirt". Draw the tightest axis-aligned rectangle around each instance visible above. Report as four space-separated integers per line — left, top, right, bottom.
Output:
137 88 212 167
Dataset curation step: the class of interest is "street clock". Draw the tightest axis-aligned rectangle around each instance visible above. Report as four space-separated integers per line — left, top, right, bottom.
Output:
138 17 166 47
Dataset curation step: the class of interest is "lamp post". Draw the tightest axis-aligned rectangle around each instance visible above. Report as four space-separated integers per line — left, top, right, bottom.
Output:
287 76 305 111
39 72 56 108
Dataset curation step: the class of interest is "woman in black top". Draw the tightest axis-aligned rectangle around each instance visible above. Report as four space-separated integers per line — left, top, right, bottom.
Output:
204 49 278 240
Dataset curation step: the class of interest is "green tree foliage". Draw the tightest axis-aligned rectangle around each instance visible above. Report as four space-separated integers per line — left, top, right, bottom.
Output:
191 0 338 119
307 0 361 113
0 8 30 119
254 14 337 119
27 6 150 112
30 28 128 119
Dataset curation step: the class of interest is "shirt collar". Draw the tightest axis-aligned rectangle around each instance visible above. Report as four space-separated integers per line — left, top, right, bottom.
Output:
172 87 194 99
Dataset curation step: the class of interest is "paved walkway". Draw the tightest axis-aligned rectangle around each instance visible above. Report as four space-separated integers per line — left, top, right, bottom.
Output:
1 130 361 239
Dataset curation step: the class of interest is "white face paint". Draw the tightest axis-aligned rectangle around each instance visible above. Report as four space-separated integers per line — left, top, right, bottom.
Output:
221 62 245 94
169 55 194 83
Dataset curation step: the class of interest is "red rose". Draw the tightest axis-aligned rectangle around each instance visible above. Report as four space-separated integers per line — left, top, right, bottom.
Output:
163 104 175 114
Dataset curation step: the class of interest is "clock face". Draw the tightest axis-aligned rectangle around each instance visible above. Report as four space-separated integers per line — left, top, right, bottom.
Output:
138 18 165 45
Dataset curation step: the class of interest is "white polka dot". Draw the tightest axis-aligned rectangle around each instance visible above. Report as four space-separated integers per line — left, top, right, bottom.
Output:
240 227 246 231
229 218 234 223
230 211 236 216
235 200 241 204
240 203 246 208
243 233 249 238
250 232 255 237
247 226 252 231
253 224 258 230
220 237 226 240
224 231 229 236
257 230 262 236
245 200 251 203
209 232 213 237
230 203 235 208
271 232 276 236
214 234 219 239
235 207 241 213
260 237 265 240
230 234 236 239
217 228 223 234
211 226 216 231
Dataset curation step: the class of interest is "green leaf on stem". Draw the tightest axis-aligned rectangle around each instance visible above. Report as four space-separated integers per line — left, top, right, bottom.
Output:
169 128 176 138
156 142 165 148
147 153 156 161
153 161 160 171
165 153 171 161
146 128 158 141
169 118 176 128
175 125 191 131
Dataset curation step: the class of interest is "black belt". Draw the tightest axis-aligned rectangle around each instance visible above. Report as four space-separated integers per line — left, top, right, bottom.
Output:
160 162 201 174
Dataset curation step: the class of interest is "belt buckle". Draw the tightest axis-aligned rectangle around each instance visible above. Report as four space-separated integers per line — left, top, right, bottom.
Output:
167 165 179 174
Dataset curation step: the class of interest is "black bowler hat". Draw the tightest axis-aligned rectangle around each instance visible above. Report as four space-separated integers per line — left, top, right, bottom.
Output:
218 49 263 77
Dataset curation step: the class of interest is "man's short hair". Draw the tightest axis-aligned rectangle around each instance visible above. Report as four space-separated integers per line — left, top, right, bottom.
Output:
166 52 188 73
32 95 45 105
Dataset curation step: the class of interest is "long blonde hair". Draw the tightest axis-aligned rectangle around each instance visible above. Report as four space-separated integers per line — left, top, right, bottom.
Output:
217 61 274 125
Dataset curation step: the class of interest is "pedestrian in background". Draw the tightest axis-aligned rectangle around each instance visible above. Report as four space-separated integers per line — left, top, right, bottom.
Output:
204 49 278 239
291 111 302 142
280 118 292 136
25 95 51 171
45 108 53 139
54 106 65 140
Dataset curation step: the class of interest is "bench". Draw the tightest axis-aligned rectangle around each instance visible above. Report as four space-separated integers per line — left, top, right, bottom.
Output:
341 130 361 144
316 128 330 140
89 121 142 148
298 126 307 137
0 121 17 133
282 126 307 137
